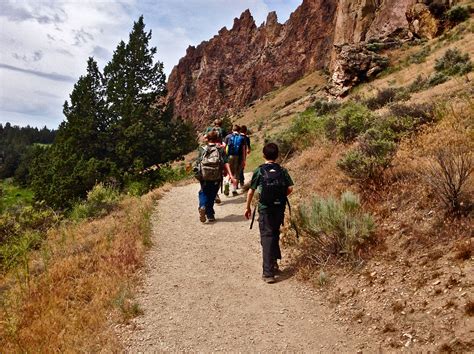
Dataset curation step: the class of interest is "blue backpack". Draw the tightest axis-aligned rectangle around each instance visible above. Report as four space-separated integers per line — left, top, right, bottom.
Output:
227 133 245 156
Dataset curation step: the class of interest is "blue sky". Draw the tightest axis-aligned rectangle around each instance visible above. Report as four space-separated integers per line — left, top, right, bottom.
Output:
0 0 301 129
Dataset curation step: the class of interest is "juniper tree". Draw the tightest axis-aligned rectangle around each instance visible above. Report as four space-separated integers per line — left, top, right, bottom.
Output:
104 15 173 172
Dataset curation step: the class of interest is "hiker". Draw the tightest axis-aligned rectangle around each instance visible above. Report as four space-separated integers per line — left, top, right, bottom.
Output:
194 131 236 223
204 119 227 204
239 125 251 187
204 118 226 144
244 143 294 284
224 125 247 196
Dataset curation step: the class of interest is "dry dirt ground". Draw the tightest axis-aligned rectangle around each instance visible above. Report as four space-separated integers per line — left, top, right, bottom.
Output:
116 178 375 352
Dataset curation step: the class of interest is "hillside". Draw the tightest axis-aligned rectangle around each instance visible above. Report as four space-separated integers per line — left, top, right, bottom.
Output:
222 16 473 351
168 0 462 126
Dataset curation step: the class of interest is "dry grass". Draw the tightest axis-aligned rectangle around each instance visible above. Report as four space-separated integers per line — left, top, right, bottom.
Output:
236 71 326 134
0 186 169 352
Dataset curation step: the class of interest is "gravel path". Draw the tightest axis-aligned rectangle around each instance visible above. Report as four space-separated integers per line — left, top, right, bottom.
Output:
118 179 364 352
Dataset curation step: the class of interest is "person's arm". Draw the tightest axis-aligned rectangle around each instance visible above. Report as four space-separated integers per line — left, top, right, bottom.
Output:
224 162 236 183
287 186 293 196
245 188 256 219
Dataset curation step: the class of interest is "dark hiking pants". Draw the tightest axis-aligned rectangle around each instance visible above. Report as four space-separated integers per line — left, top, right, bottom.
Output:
258 207 285 277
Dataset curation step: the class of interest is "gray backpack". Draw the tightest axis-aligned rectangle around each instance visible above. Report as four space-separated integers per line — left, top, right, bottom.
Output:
195 145 223 181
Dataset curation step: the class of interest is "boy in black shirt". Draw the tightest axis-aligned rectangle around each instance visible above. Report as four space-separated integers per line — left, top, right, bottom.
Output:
244 143 294 283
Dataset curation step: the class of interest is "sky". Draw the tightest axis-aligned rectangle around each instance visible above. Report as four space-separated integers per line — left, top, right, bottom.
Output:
0 0 302 129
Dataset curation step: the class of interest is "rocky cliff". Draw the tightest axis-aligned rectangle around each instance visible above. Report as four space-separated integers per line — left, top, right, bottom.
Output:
167 0 453 126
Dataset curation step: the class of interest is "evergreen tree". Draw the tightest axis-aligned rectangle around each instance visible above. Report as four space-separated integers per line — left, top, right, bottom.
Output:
59 57 108 159
104 15 175 171
29 58 115 208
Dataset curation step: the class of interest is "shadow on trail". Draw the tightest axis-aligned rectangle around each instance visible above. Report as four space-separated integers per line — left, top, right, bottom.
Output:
217 213 248 223
220 195 247 205
275 266 296 283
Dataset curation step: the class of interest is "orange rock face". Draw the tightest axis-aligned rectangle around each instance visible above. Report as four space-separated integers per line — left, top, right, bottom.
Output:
167 0 338 127
167 0 445 126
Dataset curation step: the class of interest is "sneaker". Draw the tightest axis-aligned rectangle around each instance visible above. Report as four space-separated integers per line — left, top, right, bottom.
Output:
215 195 221 204
224 183 230 196
262 276 276 284
207 216 216 222
232 190 238 196
272 261 280 274
198 207 206 223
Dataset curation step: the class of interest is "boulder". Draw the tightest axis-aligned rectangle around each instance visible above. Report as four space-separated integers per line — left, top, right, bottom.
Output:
328 43 389 97
407 3 439 39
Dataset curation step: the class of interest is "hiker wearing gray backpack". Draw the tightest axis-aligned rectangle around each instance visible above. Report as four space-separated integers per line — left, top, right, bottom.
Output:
224 125 247 196
244 143 294 284
194 131 236 223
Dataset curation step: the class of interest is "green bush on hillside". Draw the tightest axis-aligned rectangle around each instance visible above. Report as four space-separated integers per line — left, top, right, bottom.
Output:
297 191 375 264
70 183 120 220
313 99 341 115
434 48 473 76
446 6 471 24
364 88 411 110
338 128 397 182
265 107 329 157
325 102 373 143
0 204 58 271
389 103 436 127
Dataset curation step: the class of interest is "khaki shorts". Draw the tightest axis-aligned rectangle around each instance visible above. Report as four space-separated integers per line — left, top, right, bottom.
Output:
228 155 243 179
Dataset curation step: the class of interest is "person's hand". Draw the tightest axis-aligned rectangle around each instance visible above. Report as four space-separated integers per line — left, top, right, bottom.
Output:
245 206 252 219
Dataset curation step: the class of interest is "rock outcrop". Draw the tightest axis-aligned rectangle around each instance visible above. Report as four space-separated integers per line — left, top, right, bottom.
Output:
328 44 389 97
167 0 453 126
167 0 338 126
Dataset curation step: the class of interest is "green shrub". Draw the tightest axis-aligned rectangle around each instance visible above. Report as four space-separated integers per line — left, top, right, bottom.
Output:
428 72 449 86
365 88 398 110
364 88 410 110
125 180 150 197
338 128 397 182
297 191 375 264
407 46 431 64
0 204 58 272
265 107 329 157
157 164 191 183
326 103 373 143
313 99 341 115
0 231 42 272
70 183 120 220
434 48 473 76
446 6 471 24
407 74 429 92
389 103 436 127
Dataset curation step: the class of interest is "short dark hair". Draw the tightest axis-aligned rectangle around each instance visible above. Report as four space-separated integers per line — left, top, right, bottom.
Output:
240 125 248 134
206 130 219 143
233 124 240 132
263 143 279 161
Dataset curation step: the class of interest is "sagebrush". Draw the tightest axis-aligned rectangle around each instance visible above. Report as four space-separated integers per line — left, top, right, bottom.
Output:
297 191 375 265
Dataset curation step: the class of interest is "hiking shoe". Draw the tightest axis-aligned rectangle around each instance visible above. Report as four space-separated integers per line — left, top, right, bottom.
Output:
198 207 206 223
272 261 280 274
207 216 216 222
224 183 230 196
232 190 238 196
262 276 276 284
215 195 222 204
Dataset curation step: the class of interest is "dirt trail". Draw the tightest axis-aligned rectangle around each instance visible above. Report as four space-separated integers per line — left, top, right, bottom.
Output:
117 179 368 352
